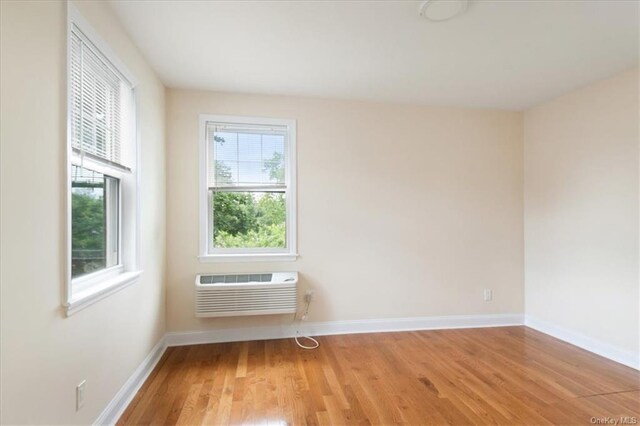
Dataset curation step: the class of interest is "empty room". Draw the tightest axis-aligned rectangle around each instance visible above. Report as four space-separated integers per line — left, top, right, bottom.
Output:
1 0 638 424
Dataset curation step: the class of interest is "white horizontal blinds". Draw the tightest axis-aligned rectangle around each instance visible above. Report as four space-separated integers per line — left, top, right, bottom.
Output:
70 26 130 167
207 122 287 189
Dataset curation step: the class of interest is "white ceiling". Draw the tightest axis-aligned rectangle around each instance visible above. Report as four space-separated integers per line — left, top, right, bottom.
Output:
109 0 639 110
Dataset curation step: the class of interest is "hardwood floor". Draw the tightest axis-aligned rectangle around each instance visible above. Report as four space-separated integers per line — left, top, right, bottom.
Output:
118 326 639 425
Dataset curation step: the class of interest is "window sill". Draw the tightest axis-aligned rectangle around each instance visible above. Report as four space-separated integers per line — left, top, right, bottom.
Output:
64 270 142 316
198 253 299 263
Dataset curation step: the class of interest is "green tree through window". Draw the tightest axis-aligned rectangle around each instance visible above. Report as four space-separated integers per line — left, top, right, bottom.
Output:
71 185 106 276
212 191 286 248
212 134 286 248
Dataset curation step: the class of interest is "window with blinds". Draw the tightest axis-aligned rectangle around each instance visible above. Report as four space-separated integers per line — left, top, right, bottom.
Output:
66 13 138 303
70 25 132 168
203 117 296 256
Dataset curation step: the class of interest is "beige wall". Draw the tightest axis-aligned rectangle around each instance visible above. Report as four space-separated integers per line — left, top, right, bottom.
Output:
524 68 639 358
0 1 166 424
166 90 524 332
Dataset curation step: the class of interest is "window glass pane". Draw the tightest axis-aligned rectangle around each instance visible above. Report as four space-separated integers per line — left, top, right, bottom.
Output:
237 133 262 161
71 165 119 278
209 127 286 187
212 191 286 249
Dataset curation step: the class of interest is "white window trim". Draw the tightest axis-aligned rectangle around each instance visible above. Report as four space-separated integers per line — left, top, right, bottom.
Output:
198 114 298 263
64 2 142 316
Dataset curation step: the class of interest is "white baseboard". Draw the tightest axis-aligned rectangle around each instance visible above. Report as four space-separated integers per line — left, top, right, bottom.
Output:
91 313 522 425
165 313 524 347
93 312 638 425
525 315 639 370
94 336 167 425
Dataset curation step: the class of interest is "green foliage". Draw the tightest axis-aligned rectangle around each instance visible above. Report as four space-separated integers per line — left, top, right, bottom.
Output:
256 193 286 228
213 192 286 248
72 189 105 250
215 223 286 248
71 188 105 276
212 192 258 237
263 151 285 182
215 160 232 184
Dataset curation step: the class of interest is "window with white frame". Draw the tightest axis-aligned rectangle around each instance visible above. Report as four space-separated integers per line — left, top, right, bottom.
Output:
200 115 297 262
66 6 140 315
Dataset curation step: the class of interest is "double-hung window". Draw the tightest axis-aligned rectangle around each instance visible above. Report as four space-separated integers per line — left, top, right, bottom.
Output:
199 115 297 262
65 6 140 315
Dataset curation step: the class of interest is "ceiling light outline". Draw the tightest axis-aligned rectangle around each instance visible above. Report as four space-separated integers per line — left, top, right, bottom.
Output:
419 0 470 22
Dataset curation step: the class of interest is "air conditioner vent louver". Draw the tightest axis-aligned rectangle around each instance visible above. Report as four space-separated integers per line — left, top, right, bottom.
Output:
199 274 273 284
195 272 297 318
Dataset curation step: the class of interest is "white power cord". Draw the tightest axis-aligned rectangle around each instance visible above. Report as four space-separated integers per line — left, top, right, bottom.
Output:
294 293 319 350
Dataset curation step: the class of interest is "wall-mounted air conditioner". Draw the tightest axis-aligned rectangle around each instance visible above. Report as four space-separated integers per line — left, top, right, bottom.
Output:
195 272 298 317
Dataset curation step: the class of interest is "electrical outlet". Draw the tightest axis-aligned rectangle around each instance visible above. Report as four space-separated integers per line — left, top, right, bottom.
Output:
305 289 315 302
483 289 493 302
76 380 86 411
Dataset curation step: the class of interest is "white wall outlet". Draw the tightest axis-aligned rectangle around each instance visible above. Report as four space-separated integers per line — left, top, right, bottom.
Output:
76 380 86 411
483 289 493 302
304 289 315 302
